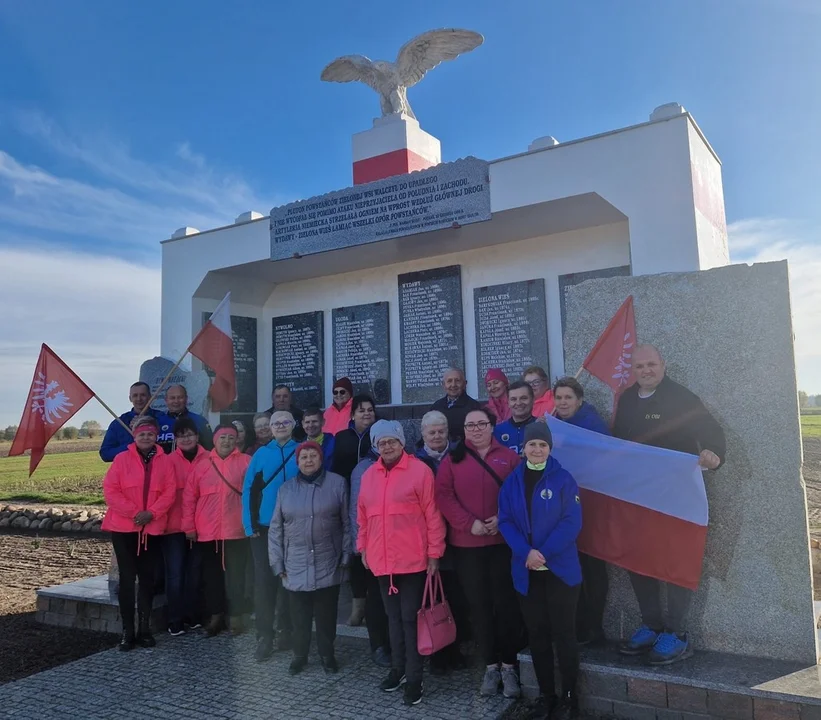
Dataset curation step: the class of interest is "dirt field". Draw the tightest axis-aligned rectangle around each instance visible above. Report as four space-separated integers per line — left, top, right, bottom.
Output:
0 438 102 458
0 533 116 684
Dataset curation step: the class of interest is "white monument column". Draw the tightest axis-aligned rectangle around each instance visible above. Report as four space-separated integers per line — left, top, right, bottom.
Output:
351 113 441 185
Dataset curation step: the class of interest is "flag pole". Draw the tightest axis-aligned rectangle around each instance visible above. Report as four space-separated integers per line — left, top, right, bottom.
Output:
137 346 193 418
93 394 134 436
573 366 585 380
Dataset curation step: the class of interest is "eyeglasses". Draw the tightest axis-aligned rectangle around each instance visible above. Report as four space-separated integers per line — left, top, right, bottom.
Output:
271 421 294 429
377 438 401 449
464 421 492 431
526 378 545 387
333 389 349 396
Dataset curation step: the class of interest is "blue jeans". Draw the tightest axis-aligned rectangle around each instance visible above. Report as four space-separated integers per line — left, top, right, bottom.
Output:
162 533 195 626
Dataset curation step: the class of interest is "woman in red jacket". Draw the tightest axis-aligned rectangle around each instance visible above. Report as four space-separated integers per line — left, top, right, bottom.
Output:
102 415 176 651
182 424 251 636
435 407 524 698
357 420 446 708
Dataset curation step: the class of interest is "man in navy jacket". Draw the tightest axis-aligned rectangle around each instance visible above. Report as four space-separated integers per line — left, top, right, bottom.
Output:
158 384 213 454
99 382 160 462
494 381 537 454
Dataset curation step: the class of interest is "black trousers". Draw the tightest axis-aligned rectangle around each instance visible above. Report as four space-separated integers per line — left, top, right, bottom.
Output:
379 571 427 684
250 528 292 639
199 539 251 617
349 553 368 599
453 544 525 666
577 553 609 642
111 532 159 630
289 584 341 660
519 570 580 699
629 571 693 634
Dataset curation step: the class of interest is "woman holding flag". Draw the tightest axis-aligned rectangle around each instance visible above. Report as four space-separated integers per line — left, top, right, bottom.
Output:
102 415 176 651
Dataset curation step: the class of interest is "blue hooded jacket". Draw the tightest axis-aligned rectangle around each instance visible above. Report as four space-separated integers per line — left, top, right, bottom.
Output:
498 455 582 595
99 408 161 462
242 437 299 535
494 416 537 454
562 401 610 436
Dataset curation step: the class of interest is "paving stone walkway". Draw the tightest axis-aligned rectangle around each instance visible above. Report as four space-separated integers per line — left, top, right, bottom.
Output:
0 632 515 719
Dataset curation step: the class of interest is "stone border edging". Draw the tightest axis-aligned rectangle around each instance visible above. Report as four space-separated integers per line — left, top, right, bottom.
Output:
0 505 104 532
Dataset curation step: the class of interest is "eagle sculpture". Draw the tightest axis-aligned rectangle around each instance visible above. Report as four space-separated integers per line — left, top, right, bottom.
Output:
320 29 484 120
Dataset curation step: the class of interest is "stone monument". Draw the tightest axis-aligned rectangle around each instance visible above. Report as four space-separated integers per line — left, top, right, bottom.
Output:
138 357 211 415
563 261 816 664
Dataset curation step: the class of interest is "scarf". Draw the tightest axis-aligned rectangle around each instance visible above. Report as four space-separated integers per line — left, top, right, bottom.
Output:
423 445 448 462
486 393 511 423
526 460 547 471
298 468 324 484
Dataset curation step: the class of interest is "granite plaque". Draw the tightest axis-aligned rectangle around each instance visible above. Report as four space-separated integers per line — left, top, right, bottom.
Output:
139 357 210 415
270 158 490 260
558 266 630 357
200 313 258 413
474 279 549 396
398 265 464 403
272 311 324 408
332 302 391 404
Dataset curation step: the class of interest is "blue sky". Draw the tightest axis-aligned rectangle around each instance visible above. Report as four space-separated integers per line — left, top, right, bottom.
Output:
1 0 819 425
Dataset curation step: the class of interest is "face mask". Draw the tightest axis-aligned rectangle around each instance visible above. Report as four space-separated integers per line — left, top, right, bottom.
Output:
526 460 546 471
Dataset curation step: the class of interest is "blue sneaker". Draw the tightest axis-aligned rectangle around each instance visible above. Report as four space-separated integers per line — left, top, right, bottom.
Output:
648 631 693 665
618 625 659 655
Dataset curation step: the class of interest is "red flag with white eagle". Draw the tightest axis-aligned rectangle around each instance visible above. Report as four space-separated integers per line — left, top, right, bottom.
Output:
9 344 95 476
189 292 236 412
582 295 637 408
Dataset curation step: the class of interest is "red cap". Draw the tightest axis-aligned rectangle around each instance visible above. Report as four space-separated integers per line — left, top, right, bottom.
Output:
332 377 354 395
484 368 508 385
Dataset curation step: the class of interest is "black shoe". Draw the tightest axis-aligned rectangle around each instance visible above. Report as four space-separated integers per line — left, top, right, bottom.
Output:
118 628 135 652
276 632 293 652
525 695 558 720
320 656 339 674
552 691 579 720
254 635 274 663
380 669 406 692
371 646 392 668
167 622 185 637
288 656 308 675
403 680 423 706
137 615 155 648
187 621 203 630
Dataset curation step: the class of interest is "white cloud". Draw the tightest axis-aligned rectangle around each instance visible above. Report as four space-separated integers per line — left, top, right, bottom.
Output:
729 218 821 394
0 246 161 428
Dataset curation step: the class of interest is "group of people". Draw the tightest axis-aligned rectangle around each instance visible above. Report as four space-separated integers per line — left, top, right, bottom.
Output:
99 344 725 718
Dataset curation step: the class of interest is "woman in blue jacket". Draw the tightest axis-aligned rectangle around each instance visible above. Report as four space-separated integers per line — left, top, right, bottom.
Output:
498 422 582 720
553 376 610 646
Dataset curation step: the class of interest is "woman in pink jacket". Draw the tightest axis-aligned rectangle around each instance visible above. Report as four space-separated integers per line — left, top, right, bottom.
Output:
102 415 176 651
357 420 446 708
182 424 251 637
163 416 209 636
485 368 511 422
323 376 353 435
436 407 525 698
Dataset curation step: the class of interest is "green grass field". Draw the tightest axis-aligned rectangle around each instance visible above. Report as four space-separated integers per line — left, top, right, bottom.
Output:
801 414 821 438
0 450 107 505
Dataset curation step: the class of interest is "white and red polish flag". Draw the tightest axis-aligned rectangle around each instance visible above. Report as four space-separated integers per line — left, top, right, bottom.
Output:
9 344 95 476
189 292 236 412
546 415 708 590
581 296 636 410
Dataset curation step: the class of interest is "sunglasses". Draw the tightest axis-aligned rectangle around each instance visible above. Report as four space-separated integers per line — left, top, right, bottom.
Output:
333 389 349 396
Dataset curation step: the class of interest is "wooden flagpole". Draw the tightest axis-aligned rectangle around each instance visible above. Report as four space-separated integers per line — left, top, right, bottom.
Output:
93 393 134 436
136 346 193 419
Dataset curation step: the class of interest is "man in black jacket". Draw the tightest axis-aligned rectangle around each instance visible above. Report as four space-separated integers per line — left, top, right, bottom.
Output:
265 384 306 441
614 344 725 666
430 368 481 441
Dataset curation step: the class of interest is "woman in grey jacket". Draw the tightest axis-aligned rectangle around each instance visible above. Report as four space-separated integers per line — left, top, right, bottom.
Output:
269 440 351 675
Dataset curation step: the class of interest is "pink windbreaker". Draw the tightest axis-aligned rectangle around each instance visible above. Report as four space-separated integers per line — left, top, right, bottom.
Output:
182 448 250 542
101 444 176 537
357 452 446 586
323 398 353 435
165 445 209 535
533 390 556 419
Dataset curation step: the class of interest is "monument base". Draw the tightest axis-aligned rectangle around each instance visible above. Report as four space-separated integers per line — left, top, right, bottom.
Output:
352 113 441 184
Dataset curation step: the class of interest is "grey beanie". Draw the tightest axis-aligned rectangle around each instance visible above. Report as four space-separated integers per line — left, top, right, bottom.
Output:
524 421 553 448
370 419 406 448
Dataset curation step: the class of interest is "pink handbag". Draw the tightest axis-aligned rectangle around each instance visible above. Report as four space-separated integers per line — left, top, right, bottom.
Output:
416 571 457 656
